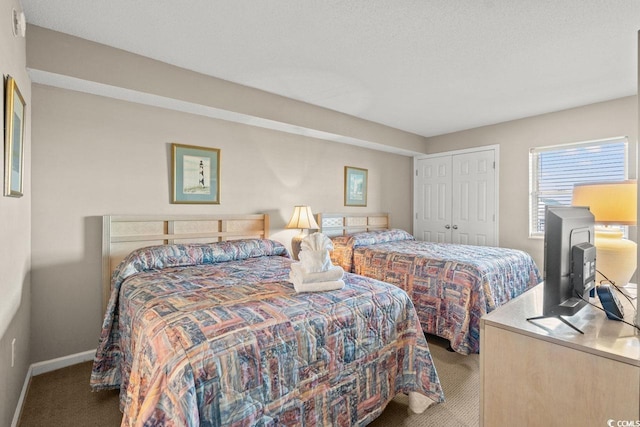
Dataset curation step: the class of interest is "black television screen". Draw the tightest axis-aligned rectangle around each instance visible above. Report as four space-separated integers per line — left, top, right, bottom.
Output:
528 205 596 332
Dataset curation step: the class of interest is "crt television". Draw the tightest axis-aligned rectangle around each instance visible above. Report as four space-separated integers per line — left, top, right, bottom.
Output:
541 205 596 319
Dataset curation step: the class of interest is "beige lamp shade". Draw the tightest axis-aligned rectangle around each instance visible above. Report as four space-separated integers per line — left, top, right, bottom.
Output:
571 179 637 289
572 180 637 225
286 205 320 230
286 206 319 260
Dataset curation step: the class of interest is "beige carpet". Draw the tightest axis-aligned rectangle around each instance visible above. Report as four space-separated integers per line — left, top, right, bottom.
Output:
18 362 121 426
18 336 479 426
370 336 480 427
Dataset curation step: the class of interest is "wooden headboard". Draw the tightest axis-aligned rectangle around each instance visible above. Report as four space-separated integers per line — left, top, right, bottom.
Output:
102 214 269 314
316 212 390 237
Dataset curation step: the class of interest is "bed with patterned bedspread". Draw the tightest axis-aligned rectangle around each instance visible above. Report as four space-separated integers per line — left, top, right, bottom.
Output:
91 239 444 426
330 229 542 355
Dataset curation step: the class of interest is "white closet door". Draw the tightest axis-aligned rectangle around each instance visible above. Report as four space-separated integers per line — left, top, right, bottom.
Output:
451 149 496 246
414 147 497 245
415 155 452 242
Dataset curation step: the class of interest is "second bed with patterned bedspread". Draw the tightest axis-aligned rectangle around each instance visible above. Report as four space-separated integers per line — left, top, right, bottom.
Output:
330 229 542 354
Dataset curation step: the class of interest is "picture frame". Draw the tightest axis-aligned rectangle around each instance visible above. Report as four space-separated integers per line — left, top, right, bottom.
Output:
171 143 220 204
344 166 368 207
4 75 25 197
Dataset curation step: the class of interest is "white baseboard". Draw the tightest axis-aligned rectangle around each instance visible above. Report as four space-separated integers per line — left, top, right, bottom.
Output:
30 349 95 376
11 349 95 427
11 364 32 427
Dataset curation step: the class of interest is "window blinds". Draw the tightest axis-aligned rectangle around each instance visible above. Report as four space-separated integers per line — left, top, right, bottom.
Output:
529 137 627 236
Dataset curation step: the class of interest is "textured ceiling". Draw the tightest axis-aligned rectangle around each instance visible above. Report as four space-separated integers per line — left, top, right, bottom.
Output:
21 0 640 137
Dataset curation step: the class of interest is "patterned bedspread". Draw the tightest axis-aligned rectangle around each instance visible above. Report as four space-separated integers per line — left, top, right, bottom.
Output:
331 230 542 354
91 239 444 426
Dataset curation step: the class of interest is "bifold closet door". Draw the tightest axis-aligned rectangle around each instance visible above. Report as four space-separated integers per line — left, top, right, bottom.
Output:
415 155 453 242
451 150 496 246
415 149 496 245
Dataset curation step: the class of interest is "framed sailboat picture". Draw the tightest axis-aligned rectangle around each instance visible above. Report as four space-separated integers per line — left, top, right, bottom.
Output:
344 166 367 207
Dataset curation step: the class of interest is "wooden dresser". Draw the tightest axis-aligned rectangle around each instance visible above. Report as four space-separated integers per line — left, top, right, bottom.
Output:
480 283 640 426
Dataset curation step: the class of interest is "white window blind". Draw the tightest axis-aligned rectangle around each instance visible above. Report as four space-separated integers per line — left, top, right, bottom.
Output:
529 137 628 237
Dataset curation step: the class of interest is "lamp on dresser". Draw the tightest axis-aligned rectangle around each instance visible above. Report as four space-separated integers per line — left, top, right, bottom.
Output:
571 180 637 290
286 205 320 260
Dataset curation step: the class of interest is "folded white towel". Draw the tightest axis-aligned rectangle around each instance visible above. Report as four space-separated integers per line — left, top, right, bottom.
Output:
299 249 332 273
293 279 345 293
289 263 344 284
301 232 334 252
299 233 334 272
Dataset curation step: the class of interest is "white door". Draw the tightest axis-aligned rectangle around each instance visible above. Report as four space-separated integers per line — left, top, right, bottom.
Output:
451 150 496 245
414 147 497 245
414 155 452 242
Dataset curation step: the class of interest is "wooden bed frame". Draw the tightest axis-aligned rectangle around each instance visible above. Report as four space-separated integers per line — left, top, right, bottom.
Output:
316 212 390 236
102 214 269 314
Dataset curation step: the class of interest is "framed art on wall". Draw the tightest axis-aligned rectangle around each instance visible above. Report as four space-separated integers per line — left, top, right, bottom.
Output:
344 166 368 207
171 143 220 204
4 75 25 197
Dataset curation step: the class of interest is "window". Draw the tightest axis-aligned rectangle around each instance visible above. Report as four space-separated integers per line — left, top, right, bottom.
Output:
529 137 628 237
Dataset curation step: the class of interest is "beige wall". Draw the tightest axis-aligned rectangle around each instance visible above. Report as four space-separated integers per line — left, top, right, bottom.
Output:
26 25 427 156
28 55 417 361
0 0 31 425
424 96 638 271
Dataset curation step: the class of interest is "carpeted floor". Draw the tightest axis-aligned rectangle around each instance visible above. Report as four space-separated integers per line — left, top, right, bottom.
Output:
17 362 121 426
17 336 479 426
369 336 480 427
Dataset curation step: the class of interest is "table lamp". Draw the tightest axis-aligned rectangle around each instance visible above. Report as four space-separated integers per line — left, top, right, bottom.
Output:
286 205 320 260
572 180 637 289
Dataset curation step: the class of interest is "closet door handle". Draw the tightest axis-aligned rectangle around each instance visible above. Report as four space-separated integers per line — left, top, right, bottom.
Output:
452 225 458 230
445 225 451 229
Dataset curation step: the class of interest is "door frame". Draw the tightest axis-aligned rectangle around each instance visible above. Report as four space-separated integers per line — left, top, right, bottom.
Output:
413 144 500 245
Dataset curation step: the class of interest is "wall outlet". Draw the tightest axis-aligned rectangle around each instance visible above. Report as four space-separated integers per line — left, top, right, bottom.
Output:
11 338 15 368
